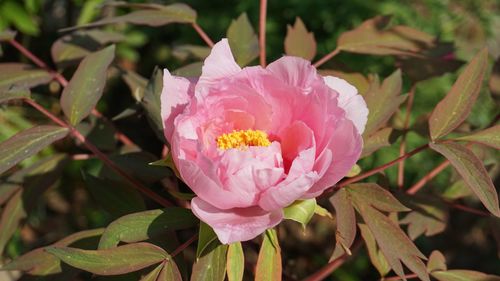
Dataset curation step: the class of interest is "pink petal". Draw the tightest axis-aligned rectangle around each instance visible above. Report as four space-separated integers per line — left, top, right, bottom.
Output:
160 69 196 143
266 56 322 92
324 76 368 134
191 197 283 244
199 39 241 86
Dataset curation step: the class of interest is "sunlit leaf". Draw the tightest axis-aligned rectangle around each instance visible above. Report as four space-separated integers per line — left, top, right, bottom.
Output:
0 63 52 92
359 223 391 277
428 48 488 140
314 204 333 218
430 142 500 217
363 70 406 136
346 183 410 213
284 17 316 61
255 229 282 281
60 45 115 125
337 16 434 56
361 127 393 157
0 88 30 103
46 242 168 275
427 250 447 272
227 13 259 67
329 188 356 260
400 195 448 239
191 243 228 281
432 270 500 281
98 208 197 249
456 125 500 150
0 125 68 175
226 242 244 281
283 198 316 228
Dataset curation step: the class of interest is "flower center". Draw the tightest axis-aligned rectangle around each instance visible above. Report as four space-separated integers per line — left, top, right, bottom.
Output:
216 129 271 150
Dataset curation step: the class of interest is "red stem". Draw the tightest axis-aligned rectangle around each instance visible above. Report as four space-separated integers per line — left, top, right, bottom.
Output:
171 234 198 258
407 160 450 194
448 202 491 217
397 85 416 188
192 23 214 47
259 0 268 67
313 48 340 68
23 98 173 207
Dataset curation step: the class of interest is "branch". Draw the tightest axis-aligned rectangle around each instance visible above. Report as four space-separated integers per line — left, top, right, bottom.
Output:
192 22 214 47
407 160 450 194
259 0 268 66
397 84 416 188
313 47 340 68
171 234 198 258
23 98 174 207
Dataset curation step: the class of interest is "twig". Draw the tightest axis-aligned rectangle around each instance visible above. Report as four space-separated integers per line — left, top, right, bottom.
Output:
313 48 340 68
171 234 198 258
303 239 363 281
192 22 214 47
397 84 416 188
259 0 268 67
447 202 491 217
23 98 174 207
407 160 450 194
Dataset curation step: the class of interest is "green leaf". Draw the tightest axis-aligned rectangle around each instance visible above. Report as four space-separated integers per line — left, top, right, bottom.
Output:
172 45 210 62
441 179 473 200
314 204 333 218
284 17 316 61
158 260 183 281
337 16 434 56
430 142 500 217
60 45 115 125
100 152 171 184
428 48 488 140
427 250 447 273
46 242 168 275
98 208 197 249
83 173 146 218
283 199 316 228
0 1 39 35
0 125 68 175
432 270 500 281
196 222 218 258
0 182 20 205
191 243 228 281
173 62 203 77
346 183 410 213
227 13 259 67
0 63 52 92
400 195 448 239
140 263 163 281
226 242 244 281
456 125 500 150
361 127 393 157
358 223 391 277
122 70 147 102
0 88 30 103
329 189 356 260
142 67 166 142
363 70 406 136
255 229 282 281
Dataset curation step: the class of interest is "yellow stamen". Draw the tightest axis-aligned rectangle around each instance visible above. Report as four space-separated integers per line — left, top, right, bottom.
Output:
216 129 271 150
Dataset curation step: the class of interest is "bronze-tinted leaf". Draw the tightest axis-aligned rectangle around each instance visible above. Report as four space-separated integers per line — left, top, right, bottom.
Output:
400 195 448 239
337 16 434 56
0 63 52 92
158 260 183 281
427 250 447 272
0 125 68 175
46 242 168 275
358 223 391 277
60 45 115 125
318 70 370 95
329 189 356 260
226 242 244 281
227 13 259 67
0 88 30 103
430 142 500 217
284 17 316 61
456 125 500 150
346 183 410 213
432 270 500 281
363 70 406 136
398 56 463 82
361 127 393 158
191 243 228 281
428 48 488 140
255 229 282 281
172 45 210 62
98 208 197 249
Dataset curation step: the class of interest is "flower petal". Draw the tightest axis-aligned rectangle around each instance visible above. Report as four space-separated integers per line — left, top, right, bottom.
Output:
199 38 241 86
191 197 283 244
324 76 368 134
266 56 321 91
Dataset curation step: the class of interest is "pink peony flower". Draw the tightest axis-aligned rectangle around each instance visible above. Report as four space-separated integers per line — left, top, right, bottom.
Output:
161 39 368 244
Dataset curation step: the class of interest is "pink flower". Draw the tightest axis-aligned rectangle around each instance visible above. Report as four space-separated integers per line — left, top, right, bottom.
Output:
161 39 368 244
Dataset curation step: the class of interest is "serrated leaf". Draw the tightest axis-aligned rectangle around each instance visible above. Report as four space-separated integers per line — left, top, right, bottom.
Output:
400 195 448 239
0 63 52 92
122 70 147 102
60 45 115 125
227 13 259 67
142 67 165 142
196 222 218 258
359 223 391 277
430 142 500 217
83 173 146 218
284 17 316 61
0 88 30 103
346 183 410 212
364 70 406 135
46 242 167 275
255 229 281 281
226 242 244 281
191 243 228 281
98 208 197 249
329 189 356 260
427 250 447 272
456 125 500 150
0 125 68 175
283 199 316 228
428 48 488 140
432 270 500 281
361 127 393 157
337 16 434 56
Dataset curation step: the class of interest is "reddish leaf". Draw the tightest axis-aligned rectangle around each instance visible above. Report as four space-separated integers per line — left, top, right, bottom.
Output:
428 48 488 140
346 183 410 213
400 196 448 239
456 125 500 150
191 243 228 281
0 63 52 92
432 270 500 281
0 88 30 103
227 13 259 67
430 142 500 217
255 229 282 281
284 17 316 61
329 188 356 260
427 250 447 273
359 223 391 277
361 127 393 158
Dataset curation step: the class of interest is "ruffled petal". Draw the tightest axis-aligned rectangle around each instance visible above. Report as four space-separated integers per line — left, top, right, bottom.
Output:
199 38 241 86
266 56 321 91
191 197 283 244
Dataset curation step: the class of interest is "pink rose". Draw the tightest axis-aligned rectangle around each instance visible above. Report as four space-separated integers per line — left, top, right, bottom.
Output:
161 39 368 244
